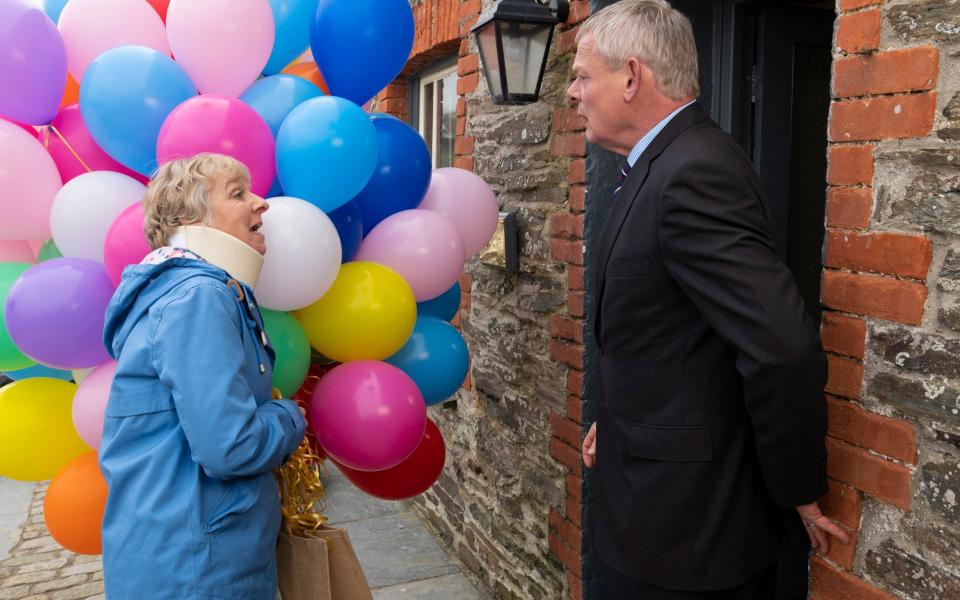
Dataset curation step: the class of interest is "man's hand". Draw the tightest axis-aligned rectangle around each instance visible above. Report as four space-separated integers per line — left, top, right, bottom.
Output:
582 422 597 468
796 502 850 553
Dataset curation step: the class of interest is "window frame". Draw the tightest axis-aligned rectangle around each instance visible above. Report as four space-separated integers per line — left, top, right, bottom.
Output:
409 57 459 169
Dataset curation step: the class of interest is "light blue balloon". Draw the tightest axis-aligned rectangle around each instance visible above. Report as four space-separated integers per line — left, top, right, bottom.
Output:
241 75 323 137
43 0 69 24
417 282 461 322
80 46 197 176
4 363 73 382
264 0 318 75
276 96 378 213
310 0 414 106
386 317 469 406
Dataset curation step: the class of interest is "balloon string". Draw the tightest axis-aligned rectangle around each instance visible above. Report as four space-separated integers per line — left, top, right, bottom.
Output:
274 388 328 535
44 124 94 173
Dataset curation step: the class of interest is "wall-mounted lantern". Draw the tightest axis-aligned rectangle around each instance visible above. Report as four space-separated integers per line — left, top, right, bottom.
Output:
471 0 569 105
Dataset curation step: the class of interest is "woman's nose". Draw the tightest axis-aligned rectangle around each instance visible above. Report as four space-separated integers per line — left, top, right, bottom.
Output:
251 194 268 213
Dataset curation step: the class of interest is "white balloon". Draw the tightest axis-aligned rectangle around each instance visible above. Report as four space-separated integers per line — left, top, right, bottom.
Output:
257 197 342 311
50 171 145 263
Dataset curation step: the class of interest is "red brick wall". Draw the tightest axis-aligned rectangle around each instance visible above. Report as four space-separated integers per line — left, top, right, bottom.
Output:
814 1 939 597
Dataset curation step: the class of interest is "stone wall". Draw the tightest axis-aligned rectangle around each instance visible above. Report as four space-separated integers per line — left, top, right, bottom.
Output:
377 1 591 599
815 0 960 598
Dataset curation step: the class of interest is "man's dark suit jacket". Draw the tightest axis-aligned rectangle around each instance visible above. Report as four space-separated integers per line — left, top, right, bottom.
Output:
592 102 828 592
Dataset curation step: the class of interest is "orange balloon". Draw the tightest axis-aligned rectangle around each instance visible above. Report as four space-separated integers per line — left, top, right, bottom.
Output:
60 76 79 109
282 62 331 95
44 451 108 555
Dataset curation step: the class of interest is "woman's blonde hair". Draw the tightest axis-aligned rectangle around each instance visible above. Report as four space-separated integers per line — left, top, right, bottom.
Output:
576 0 699 100
142 154 250 248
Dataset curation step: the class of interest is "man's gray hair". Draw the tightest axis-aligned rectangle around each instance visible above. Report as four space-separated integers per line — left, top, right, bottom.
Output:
576 0 700 100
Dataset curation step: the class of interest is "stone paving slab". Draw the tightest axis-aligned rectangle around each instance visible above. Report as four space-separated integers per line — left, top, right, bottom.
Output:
372 573 482 600
0 479 35 560
0 470 485 599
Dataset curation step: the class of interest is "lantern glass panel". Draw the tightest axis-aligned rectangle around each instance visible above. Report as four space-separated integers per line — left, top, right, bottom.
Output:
500 21 552 97
476 22 503 100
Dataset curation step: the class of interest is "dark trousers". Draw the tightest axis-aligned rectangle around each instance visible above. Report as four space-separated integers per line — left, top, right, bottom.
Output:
597 510 811 600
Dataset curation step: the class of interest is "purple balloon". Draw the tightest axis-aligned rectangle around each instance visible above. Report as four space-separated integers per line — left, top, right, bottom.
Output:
4 258 113 369
355 209 466 302
0 0 67 125
308 361 426 472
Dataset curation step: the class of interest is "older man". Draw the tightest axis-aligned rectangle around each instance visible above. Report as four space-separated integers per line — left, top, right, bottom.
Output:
571 1 847 598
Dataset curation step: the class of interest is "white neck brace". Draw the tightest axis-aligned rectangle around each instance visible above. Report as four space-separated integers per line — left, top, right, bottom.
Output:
168 225 265 289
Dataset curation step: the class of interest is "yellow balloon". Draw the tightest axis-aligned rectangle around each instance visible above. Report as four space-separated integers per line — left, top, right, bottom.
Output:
0 378 90 481
295 262 416 363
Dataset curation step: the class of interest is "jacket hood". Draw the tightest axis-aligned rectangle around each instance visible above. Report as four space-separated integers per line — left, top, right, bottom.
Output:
103 258 229 359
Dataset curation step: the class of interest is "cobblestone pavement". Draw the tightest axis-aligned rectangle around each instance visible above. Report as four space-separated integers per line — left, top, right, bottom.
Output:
0 471 484 599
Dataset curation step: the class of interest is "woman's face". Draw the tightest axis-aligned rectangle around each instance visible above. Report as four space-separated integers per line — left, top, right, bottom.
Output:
207 173 269 255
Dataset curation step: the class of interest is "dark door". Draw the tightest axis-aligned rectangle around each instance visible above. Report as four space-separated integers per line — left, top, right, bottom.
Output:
581 1 835 596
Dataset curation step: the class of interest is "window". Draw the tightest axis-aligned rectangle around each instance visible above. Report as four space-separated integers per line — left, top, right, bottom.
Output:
412 60 458 168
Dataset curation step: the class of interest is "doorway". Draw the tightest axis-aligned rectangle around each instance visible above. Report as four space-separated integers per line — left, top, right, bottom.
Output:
580 0 835 596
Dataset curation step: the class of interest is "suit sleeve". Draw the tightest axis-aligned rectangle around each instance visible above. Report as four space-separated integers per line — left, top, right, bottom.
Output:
658 155 828 507
151 282 307 480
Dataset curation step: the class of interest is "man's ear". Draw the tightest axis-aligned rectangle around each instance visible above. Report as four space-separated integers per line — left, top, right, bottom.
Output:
624 57 642 102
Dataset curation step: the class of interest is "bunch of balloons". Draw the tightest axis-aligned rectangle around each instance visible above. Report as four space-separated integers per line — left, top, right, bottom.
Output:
0 0 500 554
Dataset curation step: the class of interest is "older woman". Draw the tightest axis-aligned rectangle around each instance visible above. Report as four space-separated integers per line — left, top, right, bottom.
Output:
99 154 306 599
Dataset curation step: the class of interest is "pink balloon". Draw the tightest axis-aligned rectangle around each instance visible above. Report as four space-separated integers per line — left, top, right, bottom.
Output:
0 241 36 263
58 0 170 83
0 120 62 240
166 0 275 97
26 240 45 259
309 361 426 472
2 118 39 140
103 203 151 287
45 105 148 184
72 360 117 449
419 167 499 257
156 95 276 197
355 210 466 302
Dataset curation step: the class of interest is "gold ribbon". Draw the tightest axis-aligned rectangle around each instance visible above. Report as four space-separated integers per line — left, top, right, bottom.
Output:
274 387 327 535
41 124 94 173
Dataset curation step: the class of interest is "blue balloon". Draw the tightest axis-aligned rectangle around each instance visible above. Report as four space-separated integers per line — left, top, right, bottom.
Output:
4 363 73 382
264 0 318 75
386 316 469 406
266 177 285 198
326 201 363 262
417 282 461 322
241 74 323 137
310 0 414 106
80 46 197 175
354 114 432 234
276 96 378 212
43 0 69 24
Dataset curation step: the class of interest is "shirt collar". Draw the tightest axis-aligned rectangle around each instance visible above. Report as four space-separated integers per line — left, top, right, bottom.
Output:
626 100 697 168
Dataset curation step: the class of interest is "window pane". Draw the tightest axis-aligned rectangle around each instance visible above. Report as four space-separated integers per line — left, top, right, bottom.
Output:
438 72 457 168
423 81 434 162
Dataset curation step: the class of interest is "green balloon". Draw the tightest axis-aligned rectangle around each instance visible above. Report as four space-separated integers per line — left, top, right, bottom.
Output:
0 263 36 371
261 309 310 398
36 240 62 263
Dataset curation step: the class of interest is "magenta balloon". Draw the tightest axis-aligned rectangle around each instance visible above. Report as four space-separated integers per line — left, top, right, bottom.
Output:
418 167 499 257
4 258 114 369
0 1 66 125
72 359 116 449
355 210 466 302
103 203 151 287
156 95 276 196
308 360 426 472
46 105 148 184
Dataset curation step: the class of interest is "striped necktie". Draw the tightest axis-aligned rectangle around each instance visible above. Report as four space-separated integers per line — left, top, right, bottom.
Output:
615 163 632 196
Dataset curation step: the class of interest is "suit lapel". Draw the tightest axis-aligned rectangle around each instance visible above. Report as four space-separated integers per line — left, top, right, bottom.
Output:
592 103 711 344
